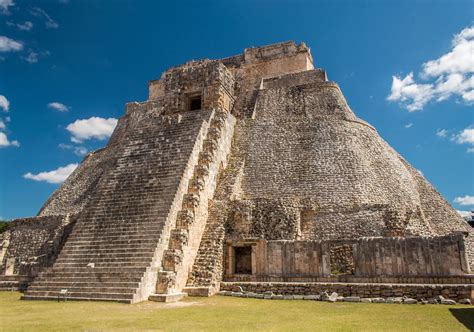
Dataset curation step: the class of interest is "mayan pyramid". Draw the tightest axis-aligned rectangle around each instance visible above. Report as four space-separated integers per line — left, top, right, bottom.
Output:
1 41 472 303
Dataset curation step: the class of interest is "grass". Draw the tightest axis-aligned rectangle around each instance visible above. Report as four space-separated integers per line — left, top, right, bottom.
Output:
0 292 472 331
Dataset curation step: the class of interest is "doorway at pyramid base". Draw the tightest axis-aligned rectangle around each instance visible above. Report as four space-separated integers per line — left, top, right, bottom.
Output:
179 233 474 303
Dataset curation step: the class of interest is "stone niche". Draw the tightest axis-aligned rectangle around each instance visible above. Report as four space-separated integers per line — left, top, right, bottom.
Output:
224 239 264 276
148 61 235 114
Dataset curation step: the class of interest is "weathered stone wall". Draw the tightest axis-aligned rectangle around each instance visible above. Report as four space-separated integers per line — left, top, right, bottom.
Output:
224 234 469 279
215 69 470 260
221 282 473 302
148 61 235 115
0 215 75 276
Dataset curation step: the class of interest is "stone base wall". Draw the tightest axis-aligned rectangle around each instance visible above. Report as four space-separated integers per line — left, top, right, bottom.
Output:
224 234 470 280
0 214 76 277
221 282 474 302
224 274 474 285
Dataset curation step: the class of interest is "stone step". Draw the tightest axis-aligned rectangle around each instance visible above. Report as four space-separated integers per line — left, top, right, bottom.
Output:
29 281 140 288
34 274 143 283
22 291 134 301
64 241 158 250
64 238 157 246
27 286 137 294
69 230 161 237
48 266 148 274
53 261 151 268
59 246 156 257
67 234 160 242
56 252 155 260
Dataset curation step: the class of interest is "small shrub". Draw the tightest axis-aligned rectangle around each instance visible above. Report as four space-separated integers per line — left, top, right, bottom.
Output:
0 221 9 234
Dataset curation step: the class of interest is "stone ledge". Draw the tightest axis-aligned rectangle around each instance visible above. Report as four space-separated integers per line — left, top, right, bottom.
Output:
149 293 188 303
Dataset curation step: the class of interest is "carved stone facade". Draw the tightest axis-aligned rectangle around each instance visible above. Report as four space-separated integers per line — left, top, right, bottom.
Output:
1 41 472 303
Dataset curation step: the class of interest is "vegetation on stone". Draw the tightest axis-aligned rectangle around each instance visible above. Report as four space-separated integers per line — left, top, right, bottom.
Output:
0 221 8 234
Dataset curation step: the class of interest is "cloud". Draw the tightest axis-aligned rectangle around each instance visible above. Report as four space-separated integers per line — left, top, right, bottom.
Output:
454 195 474 206
0 120 5 130
387 73 434 111
0 95 9 112
452 126 474 152
30 7 58 29
11 21 33 31
66 117 117 143
0 0 14 14
58 143 88 156
17 21 33 31
404 123 413 129
7 21 33 31
0 36 23 52
0 132 19 148
388 25 474 111
23 50 38 64
455 127 474 145
23 163 78 184
436 128 449 138
48 102 69 112
457 210 472 221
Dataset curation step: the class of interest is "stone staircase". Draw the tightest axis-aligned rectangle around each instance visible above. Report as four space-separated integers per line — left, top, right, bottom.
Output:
185 201 227 296
150 110 235 302
22 110 216 303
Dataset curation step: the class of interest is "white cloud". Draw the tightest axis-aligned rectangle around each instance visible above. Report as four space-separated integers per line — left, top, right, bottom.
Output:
455 127 474 145
0 95 9 112
17 21 33 31
0 0 14 14
48 102 69 112
0 36 23 52
457 210 472 218
23 51 38 64
23 163 78 184
423 27 474 78
436 128 449 138
404 123 413 129
454 195 474 206
387 73 434 111
58 143 88 156
388 25 474 111
467 147 474 153
66 117 117 143
0 132 19 148
30 7 58 29
0 120 5 130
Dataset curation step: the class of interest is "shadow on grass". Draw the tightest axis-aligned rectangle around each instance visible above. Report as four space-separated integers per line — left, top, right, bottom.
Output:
449 308 474 330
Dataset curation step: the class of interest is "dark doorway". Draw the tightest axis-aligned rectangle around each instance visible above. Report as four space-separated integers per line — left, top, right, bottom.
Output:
189 95 202 111
234 246 252 274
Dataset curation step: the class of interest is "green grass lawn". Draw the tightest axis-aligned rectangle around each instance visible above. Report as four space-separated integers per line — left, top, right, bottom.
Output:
0 292 472 331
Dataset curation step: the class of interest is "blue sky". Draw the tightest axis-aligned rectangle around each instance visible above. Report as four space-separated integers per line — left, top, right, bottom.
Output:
0 0 473 220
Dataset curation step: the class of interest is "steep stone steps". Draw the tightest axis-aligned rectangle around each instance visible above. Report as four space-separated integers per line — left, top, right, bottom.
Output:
24 110 215 303
187 206 226 289
153 110 236 301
